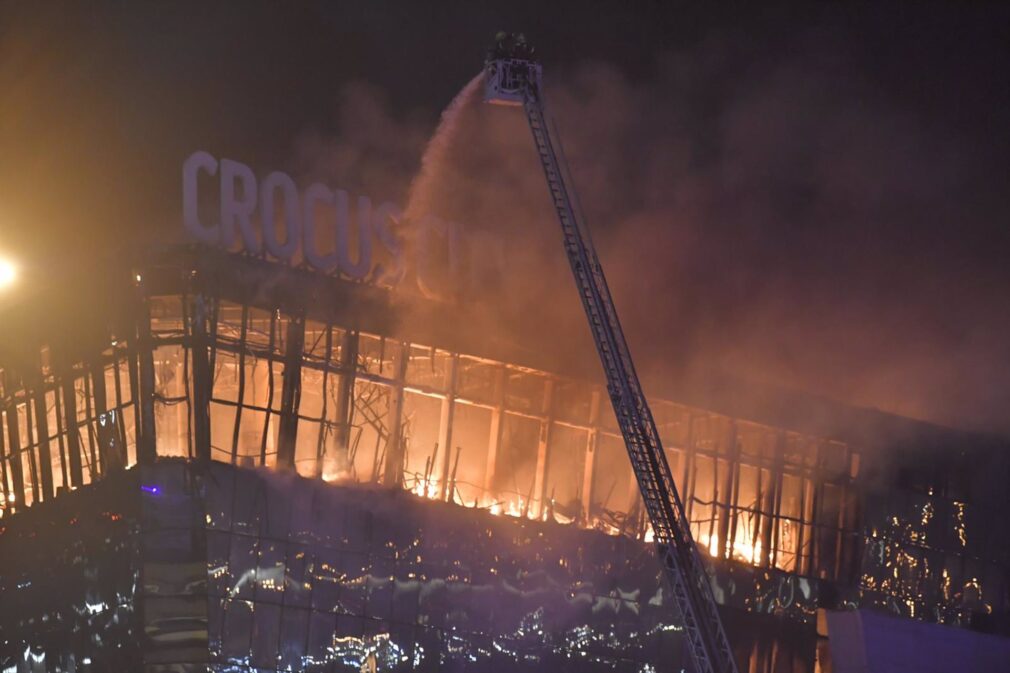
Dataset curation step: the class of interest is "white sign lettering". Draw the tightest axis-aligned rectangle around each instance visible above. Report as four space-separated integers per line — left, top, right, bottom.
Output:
185 151 494 294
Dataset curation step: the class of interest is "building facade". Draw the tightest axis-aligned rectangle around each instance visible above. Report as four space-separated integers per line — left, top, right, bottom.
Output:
0 246 1007 672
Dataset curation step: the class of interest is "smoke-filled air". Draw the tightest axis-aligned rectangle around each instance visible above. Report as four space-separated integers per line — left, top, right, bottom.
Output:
299 35 1008 438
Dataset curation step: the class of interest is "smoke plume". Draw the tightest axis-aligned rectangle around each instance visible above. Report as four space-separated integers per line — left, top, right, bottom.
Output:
297 32 1010 438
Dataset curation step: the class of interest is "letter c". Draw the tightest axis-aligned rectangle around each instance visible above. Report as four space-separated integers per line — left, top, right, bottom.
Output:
182 151 219 244
302 182 339 272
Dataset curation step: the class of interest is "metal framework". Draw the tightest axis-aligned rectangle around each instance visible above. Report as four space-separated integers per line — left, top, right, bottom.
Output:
485 55 739 673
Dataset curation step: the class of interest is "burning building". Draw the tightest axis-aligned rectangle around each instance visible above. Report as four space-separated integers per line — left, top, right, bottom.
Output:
0 238 1008 673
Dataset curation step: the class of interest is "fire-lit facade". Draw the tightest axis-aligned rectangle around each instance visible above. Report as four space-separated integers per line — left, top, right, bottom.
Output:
1 246 1008 672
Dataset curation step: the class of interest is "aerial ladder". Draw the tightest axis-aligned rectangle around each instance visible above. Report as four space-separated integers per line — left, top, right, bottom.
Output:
483 36 740 673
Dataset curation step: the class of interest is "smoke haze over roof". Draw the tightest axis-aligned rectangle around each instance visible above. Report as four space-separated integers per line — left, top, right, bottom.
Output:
2 1 1010 435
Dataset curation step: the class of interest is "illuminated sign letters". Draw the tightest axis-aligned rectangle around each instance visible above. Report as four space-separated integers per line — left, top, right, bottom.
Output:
184 150 472 295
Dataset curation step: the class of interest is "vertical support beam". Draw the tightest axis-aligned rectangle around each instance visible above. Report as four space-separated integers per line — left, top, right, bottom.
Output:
53 381 68 490
381 341 409 487
482 365 507 500
190 295 212 463
532 378 555 519
580 388 602 524
313 325 333 478
32 381 54 503
682 413 696 524
180 293 194 458
762 431 785 568
4 393 25 512
718 419 739 560
0 408 10 508
797 440 817 576
89 358 109 473
22 390 39 502
136 296 158 465
276 315 305 470
230 305 249 463
259 312 278 465
436 354 459 501
125 338 143 466
61 371 84 488
331 330 358 475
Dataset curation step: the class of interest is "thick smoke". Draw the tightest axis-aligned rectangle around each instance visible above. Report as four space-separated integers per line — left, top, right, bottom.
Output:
296 37 1010 437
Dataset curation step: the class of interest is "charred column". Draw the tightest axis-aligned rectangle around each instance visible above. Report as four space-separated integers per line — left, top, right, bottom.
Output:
276 314 305 470
136 292 158 465
580 388 602 523
435 354 459 501
190 295 212 463
89 357 112 472
3 374 25 511
482 365 507 499
61 368 85 488
532 378 555 519
381 342 409 487
331 330 358 475
31 374 54 502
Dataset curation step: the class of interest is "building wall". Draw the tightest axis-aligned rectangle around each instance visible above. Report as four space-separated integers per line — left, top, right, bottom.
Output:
0 252 1008 672
0 470 143 672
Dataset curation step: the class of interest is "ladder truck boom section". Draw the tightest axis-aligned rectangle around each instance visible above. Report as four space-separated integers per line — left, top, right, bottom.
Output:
483 47 739 673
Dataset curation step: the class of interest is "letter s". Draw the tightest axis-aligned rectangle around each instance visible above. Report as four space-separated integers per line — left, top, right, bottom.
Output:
372 201 405 286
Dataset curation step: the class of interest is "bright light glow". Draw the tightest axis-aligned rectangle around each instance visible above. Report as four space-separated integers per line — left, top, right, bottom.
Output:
0 258 16 288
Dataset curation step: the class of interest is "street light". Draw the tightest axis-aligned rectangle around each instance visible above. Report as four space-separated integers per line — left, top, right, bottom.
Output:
0 257 16 289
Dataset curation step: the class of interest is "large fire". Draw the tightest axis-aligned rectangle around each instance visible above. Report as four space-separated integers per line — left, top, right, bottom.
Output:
403 475 772 566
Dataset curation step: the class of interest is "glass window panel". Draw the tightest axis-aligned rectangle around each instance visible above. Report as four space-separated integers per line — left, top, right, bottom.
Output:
357 333 398 378
303 320 332 362
294 420 321 478
149 295 185 334
278 607 310 671
307 610 337 664
404 345 450 390
234 408 270 463
455 357 498 404
401 392 442 496
299 367 325 420
492 413 538 516
115 357 133 404
20 450 35 507
351 380 392 483
553 380 593 425
251 602 281 668
544 423 586 523
212 350 240 404
692 415 724 454
653 401 691 449
154 344 189 458
504 370 546 414
690 455 716 553
256 540 287 604
221 599 254 661
598 397 620 435
209 402 237 463
592 433 635 531
448 403 491 507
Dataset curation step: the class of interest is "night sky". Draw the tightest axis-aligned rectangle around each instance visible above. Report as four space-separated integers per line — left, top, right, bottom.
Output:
2 1 1010 435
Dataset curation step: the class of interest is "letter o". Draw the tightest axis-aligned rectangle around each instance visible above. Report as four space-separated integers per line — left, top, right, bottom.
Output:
260 171 302 261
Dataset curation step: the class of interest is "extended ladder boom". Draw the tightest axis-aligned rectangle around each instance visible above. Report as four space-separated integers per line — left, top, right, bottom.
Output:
484 54 739 673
